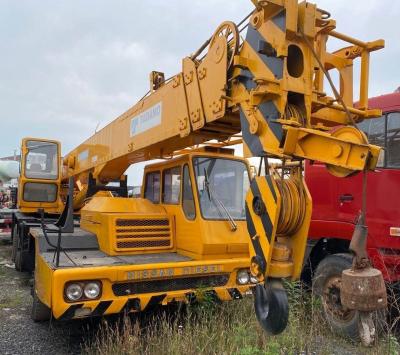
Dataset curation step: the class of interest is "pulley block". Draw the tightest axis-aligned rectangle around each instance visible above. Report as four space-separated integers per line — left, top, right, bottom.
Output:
326 126 369 178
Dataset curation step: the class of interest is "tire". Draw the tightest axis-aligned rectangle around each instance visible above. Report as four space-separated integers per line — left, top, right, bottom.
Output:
16 249 35 273
22 248 35 273
13 227 35 273
31 291 51 322
14 239 23 272
313 253 386 342
11 224 18 263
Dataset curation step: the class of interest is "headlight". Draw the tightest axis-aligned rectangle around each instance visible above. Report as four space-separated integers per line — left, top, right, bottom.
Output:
250 275 259 284
84 282 101 299
65 283 83 301
237 269 250 285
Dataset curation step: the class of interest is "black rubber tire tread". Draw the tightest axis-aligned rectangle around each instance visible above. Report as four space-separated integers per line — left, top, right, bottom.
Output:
14 243 23 272
11 224 18 263
21 248 35 273
254 282 289 335
13 227 35 273
31 291 51 322
313 253 386 342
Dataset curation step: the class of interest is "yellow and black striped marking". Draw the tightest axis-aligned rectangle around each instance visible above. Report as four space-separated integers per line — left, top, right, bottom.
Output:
237 9 289 157
245 175 281 278
57 287 250 321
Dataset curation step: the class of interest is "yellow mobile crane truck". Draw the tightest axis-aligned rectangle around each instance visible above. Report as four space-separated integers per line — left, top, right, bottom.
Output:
12 0 386 339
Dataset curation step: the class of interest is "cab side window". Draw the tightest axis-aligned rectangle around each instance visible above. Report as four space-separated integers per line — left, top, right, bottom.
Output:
182 165 195 220
144 171 160 203
163 166 181 204
357 116 385 167
387 112 400 168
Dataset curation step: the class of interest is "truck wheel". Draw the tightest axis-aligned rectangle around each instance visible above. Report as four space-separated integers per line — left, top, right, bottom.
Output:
31 291 51 322
15 249 35 273
23 249 35 273
313 253 386 342
14 242 23 272
11 224 18 263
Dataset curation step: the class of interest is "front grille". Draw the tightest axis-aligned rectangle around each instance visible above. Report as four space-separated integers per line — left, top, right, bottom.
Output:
117 240 171 248
116 219 169 227
112 274 230 296
114 218 172 251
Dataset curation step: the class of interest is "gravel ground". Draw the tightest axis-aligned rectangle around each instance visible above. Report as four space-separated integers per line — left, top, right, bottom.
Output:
0 236 102 355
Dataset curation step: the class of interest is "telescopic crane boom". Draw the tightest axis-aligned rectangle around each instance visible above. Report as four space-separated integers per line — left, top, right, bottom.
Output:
64 1 383 213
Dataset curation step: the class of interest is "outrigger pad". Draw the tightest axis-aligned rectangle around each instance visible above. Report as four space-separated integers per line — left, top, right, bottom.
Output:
254 281 288 335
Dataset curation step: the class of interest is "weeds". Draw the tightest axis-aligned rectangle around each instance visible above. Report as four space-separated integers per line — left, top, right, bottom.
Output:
83 282 400 355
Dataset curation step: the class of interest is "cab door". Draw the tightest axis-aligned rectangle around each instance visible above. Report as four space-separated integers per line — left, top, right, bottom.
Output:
18 138 62 213
335 116 386 225
329 112 400 250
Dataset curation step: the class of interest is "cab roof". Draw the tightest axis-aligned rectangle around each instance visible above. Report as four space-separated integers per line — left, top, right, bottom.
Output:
143 147 246 171
368 92 400 113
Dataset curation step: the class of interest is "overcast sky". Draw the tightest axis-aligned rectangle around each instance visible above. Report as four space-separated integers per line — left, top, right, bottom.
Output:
1 0 398 185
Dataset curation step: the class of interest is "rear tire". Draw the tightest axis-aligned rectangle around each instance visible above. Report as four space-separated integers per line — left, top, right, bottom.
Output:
31 291 51 322
11 224 18 263
13 227 35 273
313 253 386 342
14 243 23 272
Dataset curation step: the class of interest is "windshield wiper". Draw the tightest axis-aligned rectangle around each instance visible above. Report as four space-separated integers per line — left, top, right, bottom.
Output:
204 168 237 232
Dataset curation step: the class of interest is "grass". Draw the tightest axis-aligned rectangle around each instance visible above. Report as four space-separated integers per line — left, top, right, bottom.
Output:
82 282 400 355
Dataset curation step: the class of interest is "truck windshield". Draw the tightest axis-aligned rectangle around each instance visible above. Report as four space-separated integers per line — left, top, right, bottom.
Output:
193 157 249 220
25 141 58 180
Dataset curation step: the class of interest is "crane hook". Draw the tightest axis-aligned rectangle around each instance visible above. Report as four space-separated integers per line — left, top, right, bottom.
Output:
254 279 289 335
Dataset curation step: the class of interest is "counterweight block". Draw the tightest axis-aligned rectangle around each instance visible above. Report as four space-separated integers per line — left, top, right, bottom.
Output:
340 267 387 312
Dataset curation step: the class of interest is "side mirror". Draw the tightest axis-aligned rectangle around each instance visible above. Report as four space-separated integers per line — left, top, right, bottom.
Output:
377 149 385 168
249 165 257 180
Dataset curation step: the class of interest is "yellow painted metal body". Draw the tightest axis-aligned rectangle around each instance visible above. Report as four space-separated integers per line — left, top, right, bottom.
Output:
30 151 254 320
34 250 251 320
80 152 250 260
16 0 385 322
18 138 63 214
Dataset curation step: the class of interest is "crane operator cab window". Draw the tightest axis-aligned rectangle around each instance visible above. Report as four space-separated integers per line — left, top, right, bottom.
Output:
163 167 181 204
182 165 196 220
25 140 58 180
144 171 161 203
22 140 59 203
193 157 249 220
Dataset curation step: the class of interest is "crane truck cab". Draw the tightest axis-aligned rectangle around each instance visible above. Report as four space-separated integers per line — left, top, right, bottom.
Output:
11 138 64 271
13 141 256 322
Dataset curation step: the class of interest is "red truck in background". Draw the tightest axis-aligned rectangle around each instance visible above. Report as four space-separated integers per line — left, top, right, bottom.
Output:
303 90 400 340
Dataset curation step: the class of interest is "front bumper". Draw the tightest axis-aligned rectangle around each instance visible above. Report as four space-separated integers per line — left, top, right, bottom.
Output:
43 257 254 320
